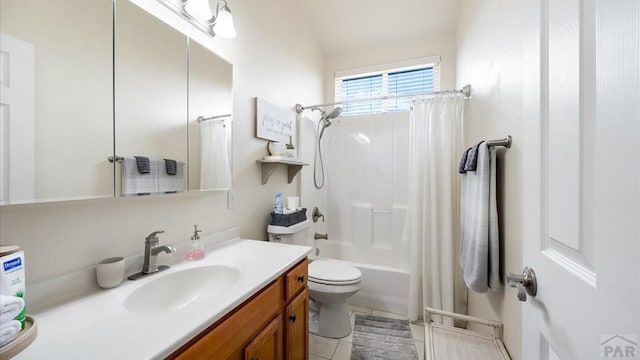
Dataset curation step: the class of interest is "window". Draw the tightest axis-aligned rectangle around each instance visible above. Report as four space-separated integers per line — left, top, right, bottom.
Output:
335 57 441 116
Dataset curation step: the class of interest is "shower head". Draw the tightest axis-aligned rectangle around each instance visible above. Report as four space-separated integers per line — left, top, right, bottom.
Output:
325 107 342 120
319 106 342 129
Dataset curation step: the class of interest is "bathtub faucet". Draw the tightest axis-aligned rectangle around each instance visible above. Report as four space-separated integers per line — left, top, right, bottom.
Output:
314 233 328 240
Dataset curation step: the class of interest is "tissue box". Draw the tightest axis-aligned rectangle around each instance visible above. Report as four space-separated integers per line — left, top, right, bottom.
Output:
270 208 307 227
1 250 27 329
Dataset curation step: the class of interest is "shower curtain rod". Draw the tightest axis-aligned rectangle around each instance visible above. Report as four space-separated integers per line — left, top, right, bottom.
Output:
197 114 232 123
295 84 471 114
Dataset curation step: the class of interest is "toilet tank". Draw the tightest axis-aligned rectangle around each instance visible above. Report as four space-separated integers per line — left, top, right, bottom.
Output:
267 220 311 245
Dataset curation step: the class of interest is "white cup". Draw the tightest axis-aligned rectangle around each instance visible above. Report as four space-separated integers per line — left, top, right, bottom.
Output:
286 196 299 210
96 257 125 289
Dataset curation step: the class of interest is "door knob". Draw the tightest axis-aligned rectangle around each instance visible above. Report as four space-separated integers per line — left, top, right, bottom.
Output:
507 266 537 302
289 314 296 323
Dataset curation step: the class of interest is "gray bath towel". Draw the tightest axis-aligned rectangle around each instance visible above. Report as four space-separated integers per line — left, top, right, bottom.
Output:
459 142 500 292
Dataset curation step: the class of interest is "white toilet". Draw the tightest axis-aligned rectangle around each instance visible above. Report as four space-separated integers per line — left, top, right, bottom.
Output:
267 220 362 339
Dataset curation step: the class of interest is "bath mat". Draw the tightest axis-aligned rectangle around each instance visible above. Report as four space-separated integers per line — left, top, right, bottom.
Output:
350 314 418 360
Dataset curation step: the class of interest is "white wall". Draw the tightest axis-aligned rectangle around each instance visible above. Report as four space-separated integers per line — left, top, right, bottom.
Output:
0 0 323 289
456 1 524 359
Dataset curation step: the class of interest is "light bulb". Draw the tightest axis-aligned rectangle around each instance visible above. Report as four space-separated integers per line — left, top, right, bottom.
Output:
184 0 213 21
213 8 236 39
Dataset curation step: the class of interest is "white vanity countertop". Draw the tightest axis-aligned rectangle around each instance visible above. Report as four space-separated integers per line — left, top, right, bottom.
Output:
14 239 311 360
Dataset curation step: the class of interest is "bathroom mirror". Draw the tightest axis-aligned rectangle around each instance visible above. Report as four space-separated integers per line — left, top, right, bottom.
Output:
115 0 188 196
0 0 114 204
0 0 234 204
188 40 233 191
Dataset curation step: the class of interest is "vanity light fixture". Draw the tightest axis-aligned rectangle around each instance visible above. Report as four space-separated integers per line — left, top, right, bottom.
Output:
158 0 237 39
210 1 236 39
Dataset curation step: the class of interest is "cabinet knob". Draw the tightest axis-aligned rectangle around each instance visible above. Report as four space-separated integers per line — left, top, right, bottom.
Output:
297 275 305 283
289 314 296 323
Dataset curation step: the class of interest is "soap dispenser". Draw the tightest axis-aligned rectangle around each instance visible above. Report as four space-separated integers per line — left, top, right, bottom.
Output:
186 224 204 260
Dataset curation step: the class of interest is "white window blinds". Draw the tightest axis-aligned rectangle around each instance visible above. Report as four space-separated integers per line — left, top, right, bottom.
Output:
340 75 384 115
335 59 440 116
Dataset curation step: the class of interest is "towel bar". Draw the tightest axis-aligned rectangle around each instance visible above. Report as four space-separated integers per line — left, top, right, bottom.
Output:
197 114 232 123
486 135 512 148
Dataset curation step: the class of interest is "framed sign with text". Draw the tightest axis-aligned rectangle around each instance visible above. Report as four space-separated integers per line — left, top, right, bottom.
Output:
255 97 295 142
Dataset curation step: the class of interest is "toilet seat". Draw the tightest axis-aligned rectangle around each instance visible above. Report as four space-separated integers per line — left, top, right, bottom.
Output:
308 260 362 286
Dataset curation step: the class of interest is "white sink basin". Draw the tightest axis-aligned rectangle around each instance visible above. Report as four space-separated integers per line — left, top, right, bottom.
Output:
124 265 240 315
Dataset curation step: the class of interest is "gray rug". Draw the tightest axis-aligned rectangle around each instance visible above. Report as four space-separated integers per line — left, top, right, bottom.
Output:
351 314 419 360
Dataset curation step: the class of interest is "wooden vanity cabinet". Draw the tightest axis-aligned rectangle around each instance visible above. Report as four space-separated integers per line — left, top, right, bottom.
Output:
244 316 283 360
284 290 309 360
169 258 308 360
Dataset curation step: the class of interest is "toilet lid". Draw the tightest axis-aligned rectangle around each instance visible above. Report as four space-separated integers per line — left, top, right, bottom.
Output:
308 261 362 285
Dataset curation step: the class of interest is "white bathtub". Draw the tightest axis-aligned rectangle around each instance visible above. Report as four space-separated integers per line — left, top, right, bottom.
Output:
310 257 410 316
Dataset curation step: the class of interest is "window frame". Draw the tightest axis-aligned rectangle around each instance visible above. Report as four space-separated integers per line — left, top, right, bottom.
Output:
334 56 441 116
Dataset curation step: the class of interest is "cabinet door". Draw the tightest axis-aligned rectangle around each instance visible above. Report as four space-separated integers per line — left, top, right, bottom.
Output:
245 316 283 360
285 290 308 360
172 279 283 360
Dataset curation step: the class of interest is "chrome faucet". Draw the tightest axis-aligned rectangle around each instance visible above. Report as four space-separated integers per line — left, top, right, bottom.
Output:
128 230 176 280
143 230 176 273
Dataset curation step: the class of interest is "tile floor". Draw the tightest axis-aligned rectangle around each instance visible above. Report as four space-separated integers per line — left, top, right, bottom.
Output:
308 305 426 360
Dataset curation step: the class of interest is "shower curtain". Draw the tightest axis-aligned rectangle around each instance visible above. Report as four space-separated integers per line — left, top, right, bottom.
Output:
406 93 467 324
200 119 231 189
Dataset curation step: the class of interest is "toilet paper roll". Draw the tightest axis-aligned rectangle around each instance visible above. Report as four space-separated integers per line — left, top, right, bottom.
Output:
286 196 299 210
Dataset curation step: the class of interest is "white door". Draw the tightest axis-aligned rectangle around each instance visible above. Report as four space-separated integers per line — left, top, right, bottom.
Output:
0 33 35 203
522 0 639 359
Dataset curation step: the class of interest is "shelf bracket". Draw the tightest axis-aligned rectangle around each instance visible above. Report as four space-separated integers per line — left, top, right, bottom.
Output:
258 160 308 185
260 162 278 185
287 164 303 184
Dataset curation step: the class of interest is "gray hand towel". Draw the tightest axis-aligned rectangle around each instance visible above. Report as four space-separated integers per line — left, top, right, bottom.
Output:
458 148 471 174
164 159 177 176
463 141 484 172
158 160 185 193
122 157 159 196
134 156 150 174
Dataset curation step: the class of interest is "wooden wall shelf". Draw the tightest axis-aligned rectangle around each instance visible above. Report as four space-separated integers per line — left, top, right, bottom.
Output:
257 159 309 184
